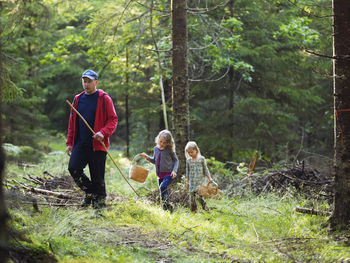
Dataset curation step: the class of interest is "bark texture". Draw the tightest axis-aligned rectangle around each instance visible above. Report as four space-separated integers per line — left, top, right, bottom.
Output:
0 23 8 261
331 0 350 229
172 0 189 179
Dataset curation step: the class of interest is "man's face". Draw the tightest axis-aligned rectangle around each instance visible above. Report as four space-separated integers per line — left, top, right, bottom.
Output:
82 77 98 95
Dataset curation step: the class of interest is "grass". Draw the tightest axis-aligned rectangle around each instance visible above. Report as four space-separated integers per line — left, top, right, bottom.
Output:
4 142 350 262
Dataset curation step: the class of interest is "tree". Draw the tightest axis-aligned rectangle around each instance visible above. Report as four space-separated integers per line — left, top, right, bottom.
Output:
330 0 350 230
0 2 9 259
0 75 7 261
186 0 332 162
172 0 189 179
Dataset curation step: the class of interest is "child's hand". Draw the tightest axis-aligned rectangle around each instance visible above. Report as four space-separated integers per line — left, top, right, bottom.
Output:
171 171 177 179
139 153 147 159
209 178 217 185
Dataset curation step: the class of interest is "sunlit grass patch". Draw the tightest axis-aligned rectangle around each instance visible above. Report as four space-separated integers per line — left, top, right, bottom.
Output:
5 149 350 262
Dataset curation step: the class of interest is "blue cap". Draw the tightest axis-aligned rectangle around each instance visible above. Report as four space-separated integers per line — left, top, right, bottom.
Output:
82 69 98 80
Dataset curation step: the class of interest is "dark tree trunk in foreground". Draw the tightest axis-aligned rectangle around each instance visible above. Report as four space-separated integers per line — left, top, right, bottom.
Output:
0 112 6 259
172 0 189 180
330 0 350 230
0 4 8 256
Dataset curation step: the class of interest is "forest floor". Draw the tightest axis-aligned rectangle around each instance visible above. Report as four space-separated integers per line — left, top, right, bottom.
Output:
3 147 350 263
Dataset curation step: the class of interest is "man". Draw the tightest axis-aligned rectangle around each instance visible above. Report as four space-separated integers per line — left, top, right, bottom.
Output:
66 69 118 209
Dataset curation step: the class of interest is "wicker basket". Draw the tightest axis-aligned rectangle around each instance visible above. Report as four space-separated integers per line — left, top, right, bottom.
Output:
129 155 149 183
197 182 223 200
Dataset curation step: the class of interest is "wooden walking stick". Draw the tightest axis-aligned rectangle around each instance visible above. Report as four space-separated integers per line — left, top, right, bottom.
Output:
66 100 139 197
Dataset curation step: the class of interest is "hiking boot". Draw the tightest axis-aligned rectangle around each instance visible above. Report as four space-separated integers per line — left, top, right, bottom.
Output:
191 204 197 213
167 203 174 213
163 202 174 213
92 197 106 210
81 195 92 207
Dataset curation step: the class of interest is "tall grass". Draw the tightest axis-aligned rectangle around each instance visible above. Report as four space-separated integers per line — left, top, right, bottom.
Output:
4 143 350 262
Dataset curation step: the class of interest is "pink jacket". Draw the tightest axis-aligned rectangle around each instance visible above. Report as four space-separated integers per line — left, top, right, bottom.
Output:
66 89 118 151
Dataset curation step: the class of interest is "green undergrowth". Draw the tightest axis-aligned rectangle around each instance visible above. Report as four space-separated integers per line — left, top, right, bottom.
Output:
4 145 350 262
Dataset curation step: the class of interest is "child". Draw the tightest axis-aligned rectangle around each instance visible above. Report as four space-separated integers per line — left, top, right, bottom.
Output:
140 130 178 212
185 141 216 212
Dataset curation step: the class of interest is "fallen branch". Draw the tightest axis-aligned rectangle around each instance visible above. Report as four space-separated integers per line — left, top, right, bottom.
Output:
21 201 81 207
295 207 331 216
43 170 55 178
12 179 74 200
28 174 44 184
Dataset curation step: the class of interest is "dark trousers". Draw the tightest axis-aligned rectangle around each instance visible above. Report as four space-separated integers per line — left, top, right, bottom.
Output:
68 143 107 202
158 176 172 203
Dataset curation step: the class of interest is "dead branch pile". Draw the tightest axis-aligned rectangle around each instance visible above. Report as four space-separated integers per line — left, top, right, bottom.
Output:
228 163 334 199
5 172 85 209
6 171 128 210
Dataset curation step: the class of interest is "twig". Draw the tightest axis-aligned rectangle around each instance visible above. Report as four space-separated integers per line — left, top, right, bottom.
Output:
251 223 259 242
179 224 201 236
23 177 39 185
28 174 44 184
305 49 350 60
43 171 55 178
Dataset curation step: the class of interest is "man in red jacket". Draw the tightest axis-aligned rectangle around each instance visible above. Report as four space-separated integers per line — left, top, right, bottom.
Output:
66 69 118 209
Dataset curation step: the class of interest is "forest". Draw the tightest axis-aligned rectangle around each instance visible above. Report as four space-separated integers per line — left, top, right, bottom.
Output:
1 0 350 262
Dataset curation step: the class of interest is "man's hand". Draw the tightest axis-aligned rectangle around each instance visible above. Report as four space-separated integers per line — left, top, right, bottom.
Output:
171 171 177 179
93 131 104 142
66 146 72 156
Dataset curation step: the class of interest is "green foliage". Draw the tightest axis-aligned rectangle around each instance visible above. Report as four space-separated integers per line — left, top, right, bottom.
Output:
1 0 333 164
206 157 231 176
4 149 350 262
3 143 45 163
275 17 320 47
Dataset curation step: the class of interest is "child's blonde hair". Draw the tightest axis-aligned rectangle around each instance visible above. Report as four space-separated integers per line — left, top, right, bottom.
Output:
155 130 176 152
185 141 201 158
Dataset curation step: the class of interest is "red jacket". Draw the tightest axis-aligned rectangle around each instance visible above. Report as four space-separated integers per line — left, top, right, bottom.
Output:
66 89 118 151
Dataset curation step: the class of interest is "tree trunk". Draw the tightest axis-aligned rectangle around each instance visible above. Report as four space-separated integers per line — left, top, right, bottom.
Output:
227 67 235 159
330 0 350 230
172 0 189 180
0 1 9 256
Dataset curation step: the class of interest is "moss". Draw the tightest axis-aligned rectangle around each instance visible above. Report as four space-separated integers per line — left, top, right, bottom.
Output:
9 240 57 263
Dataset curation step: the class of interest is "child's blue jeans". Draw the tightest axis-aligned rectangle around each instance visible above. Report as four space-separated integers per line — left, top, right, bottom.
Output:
158 175 172 202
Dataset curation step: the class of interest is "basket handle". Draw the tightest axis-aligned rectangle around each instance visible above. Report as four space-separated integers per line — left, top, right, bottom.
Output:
207 181 218 187
132 154 148 164
207 181 218 192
